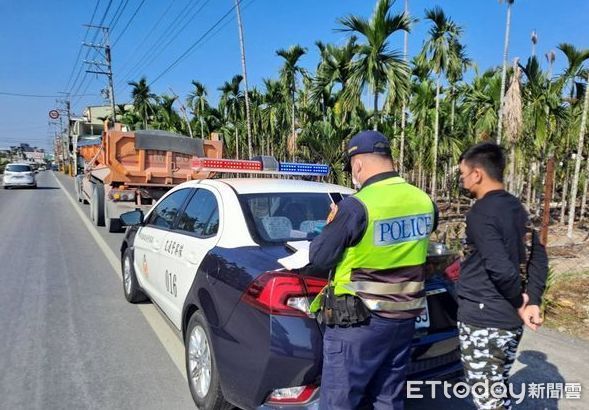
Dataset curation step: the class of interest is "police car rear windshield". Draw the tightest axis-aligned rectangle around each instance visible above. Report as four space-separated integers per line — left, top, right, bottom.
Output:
239 192 336 243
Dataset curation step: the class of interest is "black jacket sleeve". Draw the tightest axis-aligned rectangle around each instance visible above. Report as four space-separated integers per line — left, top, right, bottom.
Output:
468 211 524 308
527 231 549 305
306 197 367 277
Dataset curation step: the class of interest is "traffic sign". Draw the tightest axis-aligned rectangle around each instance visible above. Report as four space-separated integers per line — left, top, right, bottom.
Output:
49 110 60 119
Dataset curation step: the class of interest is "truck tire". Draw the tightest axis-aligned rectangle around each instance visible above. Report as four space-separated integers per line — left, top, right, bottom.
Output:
122 248 147 303
75 177 83 202
91 183 105 226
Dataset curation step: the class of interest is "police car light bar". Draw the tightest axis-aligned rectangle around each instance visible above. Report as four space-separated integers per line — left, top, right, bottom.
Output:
192 157 329 176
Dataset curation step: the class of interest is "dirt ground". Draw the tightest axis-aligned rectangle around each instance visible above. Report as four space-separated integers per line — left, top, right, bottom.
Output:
541 225 589 341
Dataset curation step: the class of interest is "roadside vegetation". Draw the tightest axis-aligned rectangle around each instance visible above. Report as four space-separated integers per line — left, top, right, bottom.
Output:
111 0 589 335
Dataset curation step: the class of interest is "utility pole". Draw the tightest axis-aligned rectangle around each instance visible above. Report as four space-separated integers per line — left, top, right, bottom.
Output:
58 92 73 175
235 0 253 158
83 25 116 126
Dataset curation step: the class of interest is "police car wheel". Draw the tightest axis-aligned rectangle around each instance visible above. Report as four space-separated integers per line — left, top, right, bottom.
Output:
122 249 146 303
185 312 229 410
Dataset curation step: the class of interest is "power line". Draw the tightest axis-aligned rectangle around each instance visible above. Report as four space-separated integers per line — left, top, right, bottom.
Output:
68 0 114 96
114 0 177 79
0 91 96 98
149 2 244 86
138 0 210 75
112 0 147 46
64 0 101 91
108 0 129 32
115 0 202 88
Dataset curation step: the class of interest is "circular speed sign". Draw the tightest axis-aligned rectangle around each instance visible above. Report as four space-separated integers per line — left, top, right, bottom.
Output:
49 110 60 120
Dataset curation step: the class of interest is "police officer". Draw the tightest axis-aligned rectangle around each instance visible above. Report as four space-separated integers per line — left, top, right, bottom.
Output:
306 130 437 410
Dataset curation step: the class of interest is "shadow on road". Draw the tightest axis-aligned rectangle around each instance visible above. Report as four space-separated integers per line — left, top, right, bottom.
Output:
510 350 566 409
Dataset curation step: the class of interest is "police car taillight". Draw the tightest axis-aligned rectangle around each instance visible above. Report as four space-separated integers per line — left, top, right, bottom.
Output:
241 272 326 317
266 384 318 404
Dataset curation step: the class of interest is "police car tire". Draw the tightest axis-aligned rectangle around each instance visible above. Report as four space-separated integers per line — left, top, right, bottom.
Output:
185 312 230 410
122 249 147 303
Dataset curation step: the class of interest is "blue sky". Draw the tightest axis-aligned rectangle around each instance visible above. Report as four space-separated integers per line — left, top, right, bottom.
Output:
0 0 587 151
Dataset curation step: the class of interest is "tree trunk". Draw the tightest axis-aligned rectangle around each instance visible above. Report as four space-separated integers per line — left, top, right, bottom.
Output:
432 75 441 202
235 128 239 160
560 168 569 225
291 90 296 160
200 117 205 139
450 85 456 132
567 71 589 239
373 89 379 131
497 1 512 144
400 0 409 175
526 162 534 209
508 143 516 193
580 157 589 222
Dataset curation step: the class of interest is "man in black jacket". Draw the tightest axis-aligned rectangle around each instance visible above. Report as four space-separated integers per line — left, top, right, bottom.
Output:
457 142 548 410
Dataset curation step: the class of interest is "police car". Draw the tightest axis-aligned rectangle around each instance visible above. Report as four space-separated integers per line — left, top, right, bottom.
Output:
119 158 462 409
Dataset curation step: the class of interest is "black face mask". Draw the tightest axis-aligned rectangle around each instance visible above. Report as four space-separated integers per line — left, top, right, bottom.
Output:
458 182 475 199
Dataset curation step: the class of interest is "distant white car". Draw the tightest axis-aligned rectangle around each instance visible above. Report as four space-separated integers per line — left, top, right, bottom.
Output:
3 163 37 189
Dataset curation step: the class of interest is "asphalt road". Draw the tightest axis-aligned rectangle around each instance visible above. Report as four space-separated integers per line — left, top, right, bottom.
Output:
1 170 587 409
0 171 195 409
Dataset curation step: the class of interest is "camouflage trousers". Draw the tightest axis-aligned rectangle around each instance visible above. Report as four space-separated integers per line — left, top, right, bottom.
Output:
458 321 523 410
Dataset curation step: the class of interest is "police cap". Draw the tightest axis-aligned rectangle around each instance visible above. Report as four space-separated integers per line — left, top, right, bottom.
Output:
344 130 392 172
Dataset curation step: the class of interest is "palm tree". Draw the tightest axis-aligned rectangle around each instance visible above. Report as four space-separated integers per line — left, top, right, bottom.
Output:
276 45 307 158
567 70 589 239
338 0 411 131
187 81 209 139
311 37 359 121
497 0 515 144
420 6 463 200
153 95 182 133
557 43 589 101
502 60 523 192
446 41 472 132
400 0 410 174
261 78 290 158
218 75 245 159
298 113 353 184
128 77 156 129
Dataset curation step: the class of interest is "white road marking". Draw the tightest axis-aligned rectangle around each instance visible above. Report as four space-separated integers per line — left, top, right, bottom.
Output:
52 173 187 380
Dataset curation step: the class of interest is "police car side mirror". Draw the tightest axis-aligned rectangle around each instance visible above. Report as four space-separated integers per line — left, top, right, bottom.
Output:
120 210 144 227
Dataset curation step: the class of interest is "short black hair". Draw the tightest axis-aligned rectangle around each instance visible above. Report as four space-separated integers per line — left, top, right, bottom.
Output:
459 142 505 182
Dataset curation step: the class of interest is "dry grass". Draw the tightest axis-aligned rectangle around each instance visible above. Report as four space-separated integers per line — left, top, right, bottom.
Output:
543 273 589 341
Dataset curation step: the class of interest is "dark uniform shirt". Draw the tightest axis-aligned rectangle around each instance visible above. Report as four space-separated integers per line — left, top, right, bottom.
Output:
457 189 548 330
307 171 439 276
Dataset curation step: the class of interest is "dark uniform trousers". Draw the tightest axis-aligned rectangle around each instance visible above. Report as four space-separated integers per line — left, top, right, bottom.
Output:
320 314 416 410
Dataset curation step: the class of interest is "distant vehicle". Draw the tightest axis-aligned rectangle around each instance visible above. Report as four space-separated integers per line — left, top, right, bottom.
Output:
39 165 47 171
75 123 222 233
119 157 462 410
2 163 37 189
